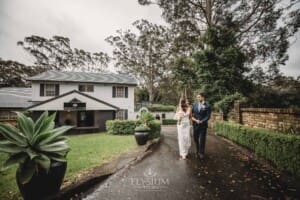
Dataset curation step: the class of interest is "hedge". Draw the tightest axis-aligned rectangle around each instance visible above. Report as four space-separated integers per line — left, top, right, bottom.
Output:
106 120 141 135
162 119 177 125
106 119 161 139
148 120 161 139
215 121 300 177
147 105 176 112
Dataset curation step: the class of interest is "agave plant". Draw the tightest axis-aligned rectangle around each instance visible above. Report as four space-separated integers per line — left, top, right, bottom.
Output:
0 111 73 184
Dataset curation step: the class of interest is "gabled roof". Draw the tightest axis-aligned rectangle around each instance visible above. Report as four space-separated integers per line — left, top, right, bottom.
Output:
27 90 119 110
0 87 33 108
27 70 137 86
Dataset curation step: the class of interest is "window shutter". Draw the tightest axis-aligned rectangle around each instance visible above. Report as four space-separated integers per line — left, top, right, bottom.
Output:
125 110 128 120
40 84 44 96
112 86 116 97
55 84 59 96
113 111 116 119
125 87 128 98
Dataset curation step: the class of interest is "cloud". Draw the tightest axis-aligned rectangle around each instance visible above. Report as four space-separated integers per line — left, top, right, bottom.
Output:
0 0 299 77
0 0 164 65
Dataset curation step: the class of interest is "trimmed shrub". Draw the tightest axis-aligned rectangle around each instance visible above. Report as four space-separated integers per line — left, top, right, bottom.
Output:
162 119 177 125
147 105 176 112
148 120 161 139
215 121 300 177
140 112 155 125
106 120 141 135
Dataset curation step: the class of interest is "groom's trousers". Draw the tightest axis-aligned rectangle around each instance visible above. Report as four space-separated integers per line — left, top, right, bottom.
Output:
193 126 207 154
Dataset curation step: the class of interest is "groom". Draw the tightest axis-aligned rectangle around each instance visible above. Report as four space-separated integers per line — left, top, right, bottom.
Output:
191 93 211 160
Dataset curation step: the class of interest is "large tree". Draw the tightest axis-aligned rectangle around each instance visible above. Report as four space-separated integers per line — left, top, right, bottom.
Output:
0 58 45 87
139 0 300 77
106 19 173 102
17 35 110 72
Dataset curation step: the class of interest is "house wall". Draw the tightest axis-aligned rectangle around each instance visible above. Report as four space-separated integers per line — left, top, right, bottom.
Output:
31 82 135 119
29 92 117 111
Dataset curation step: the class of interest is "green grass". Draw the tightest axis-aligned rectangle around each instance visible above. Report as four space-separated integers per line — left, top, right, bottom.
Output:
0 133 137 200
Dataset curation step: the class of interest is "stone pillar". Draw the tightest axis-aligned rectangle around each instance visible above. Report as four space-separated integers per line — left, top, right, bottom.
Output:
234 100 243 124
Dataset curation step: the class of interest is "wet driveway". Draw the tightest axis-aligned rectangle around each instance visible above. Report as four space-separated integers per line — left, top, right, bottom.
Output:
83 126 300 200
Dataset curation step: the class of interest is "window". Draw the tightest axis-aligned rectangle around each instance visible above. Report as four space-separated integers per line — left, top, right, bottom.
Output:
79 84 94 92
40 84 59 96
0 111 17 120
115 110 128 120
112 86 128 98
116 87 125 97
45 84 56 96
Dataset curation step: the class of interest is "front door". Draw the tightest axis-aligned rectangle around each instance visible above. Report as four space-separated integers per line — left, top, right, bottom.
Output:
77 111 94 127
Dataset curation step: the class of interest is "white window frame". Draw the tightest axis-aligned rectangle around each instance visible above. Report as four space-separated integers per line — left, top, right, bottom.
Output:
45 84 56 96
115 110 126 120
116 86 125 98
79 84 94 92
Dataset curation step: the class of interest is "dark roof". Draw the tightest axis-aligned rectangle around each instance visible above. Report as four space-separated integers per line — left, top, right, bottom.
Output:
27 70 137 85
26 90 119 110
0 87 34 108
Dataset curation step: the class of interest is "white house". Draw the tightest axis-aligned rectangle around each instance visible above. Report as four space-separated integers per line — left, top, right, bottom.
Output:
0 70 137 132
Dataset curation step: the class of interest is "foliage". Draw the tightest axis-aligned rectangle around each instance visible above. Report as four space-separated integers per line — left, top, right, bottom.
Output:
162 119 177 125
106 118 161 139
0 58 45 87
106 120 141 135
0 111 73 184
139 112 155 125
135 87 149 102
18 35 110 72
106 19 173 102
134 124 150 132
172 56 198 98
0 133 136 200
139 0 300 78
214 93 247 120
147 105 176 112
247 75 300 108
147 120 161 139
192 24 251 105
215 121 300 177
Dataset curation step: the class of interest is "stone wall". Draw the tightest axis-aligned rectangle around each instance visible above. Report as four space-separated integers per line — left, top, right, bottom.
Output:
233 101 300 133
208 112 223 129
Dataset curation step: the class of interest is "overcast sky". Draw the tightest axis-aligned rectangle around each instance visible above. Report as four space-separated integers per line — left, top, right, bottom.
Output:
0 0 299 77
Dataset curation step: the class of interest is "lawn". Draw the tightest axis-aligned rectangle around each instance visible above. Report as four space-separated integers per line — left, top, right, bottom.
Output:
0 133 137 200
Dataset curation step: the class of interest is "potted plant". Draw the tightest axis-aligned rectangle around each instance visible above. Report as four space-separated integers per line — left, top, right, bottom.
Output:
134 124 150 145
0 111 73 200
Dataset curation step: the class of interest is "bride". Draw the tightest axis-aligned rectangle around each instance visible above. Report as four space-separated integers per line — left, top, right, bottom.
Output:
174 99 191 160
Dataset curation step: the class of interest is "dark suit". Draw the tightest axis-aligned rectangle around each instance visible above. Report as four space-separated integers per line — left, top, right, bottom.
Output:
192 102 211 155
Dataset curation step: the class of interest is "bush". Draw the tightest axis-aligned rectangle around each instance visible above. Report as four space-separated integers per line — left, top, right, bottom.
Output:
134 124 150 132
106 120 141 135
215 121 300 177
147 105 176 112
139 112 155 125
162 119 177 125
148 120 161 139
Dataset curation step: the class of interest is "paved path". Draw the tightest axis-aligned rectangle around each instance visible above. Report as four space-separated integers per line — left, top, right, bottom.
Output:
84 126 300 200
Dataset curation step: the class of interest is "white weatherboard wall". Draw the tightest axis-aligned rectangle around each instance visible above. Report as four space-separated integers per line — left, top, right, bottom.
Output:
29 92 117 111
31 82 135 119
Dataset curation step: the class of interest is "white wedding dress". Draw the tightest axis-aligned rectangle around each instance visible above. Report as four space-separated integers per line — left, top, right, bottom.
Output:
174 109 191 157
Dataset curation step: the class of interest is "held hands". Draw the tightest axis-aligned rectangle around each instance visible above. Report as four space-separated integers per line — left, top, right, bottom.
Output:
196 119 202 124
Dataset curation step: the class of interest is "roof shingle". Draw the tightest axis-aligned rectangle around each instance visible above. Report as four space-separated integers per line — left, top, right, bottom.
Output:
27 70 137 85
0 87 33 108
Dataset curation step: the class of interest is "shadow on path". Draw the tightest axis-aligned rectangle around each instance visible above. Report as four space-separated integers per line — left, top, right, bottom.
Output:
83 126 300 200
